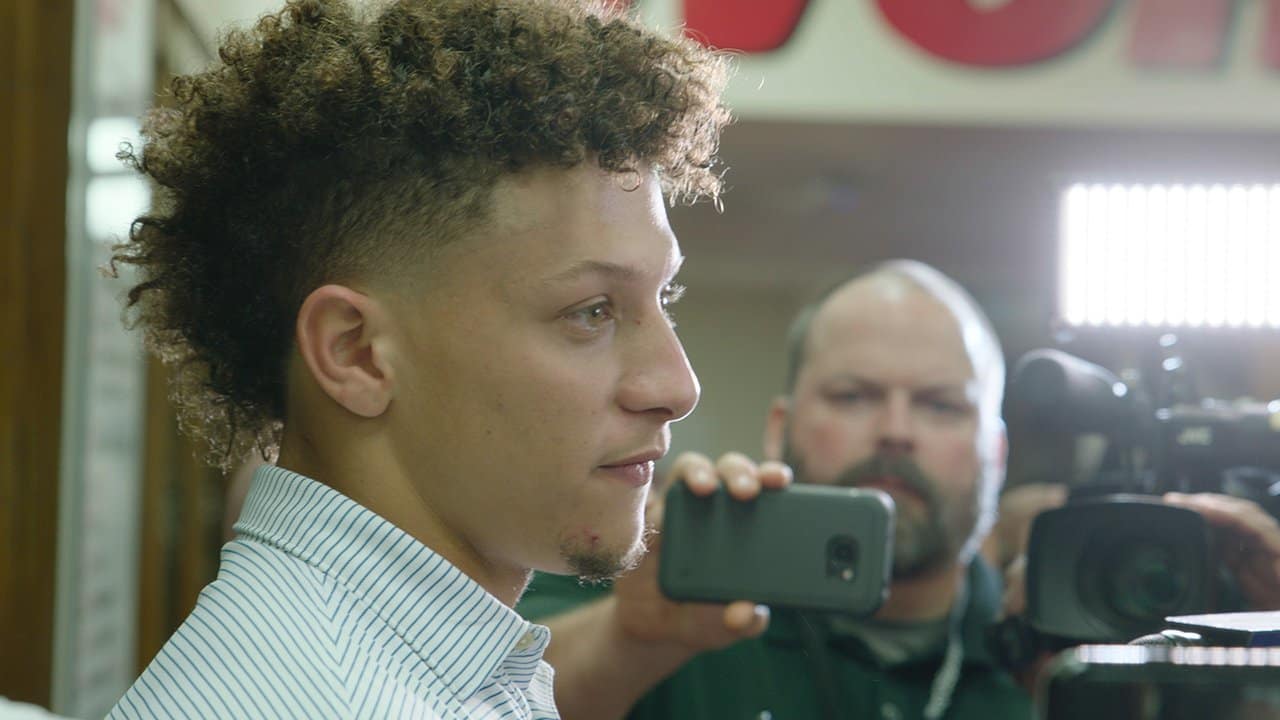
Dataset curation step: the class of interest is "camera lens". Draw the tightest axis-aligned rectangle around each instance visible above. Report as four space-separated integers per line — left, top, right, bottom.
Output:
1069 512 1210 642
1103 541 1191 622
826 535 858 581
833 541 853 562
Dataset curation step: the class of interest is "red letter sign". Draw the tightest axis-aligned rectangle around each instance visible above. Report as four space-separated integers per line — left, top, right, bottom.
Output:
683 0 812 52
1268 1 1280 70
876 0 1114 66
1129 0 1233 68
1131 0 1280 71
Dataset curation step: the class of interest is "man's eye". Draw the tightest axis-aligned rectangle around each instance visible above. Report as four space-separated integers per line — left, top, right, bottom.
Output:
565 301 615 332
825 391 863 405
922 399 968 415
660 283 687 306
660 283 686 326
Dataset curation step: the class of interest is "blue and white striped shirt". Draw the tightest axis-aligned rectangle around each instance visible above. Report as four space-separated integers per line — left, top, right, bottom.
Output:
109 465 559 719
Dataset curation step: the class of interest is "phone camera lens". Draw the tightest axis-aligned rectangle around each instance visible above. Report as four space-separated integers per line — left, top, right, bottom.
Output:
826 535 858 581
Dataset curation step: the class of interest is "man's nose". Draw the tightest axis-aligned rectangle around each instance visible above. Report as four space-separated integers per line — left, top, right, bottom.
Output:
617 317 700 422
876 391 915 456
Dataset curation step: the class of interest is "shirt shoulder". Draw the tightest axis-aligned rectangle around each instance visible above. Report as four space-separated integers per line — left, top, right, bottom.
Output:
108 541 355 719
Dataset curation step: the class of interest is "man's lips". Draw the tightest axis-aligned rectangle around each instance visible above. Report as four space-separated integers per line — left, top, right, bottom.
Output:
859 475 924 501
597 460 655 487
604 449 664 467
599 449 663 488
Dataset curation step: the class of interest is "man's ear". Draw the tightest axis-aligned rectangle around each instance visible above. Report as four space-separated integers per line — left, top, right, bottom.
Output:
295 284 394 418
762 395 791 462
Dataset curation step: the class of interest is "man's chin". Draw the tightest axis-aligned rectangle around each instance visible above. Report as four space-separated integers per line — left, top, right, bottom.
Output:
888 528 950 581
560 532 647 585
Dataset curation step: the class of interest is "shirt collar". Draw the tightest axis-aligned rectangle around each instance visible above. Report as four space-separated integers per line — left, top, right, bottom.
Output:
233 465 550 698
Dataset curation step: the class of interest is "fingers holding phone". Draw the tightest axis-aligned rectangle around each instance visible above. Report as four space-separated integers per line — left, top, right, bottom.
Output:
615 451 790 654
713 451 793 500
645 451 792 530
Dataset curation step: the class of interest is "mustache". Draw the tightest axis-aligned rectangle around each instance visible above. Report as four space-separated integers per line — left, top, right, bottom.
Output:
832 454 935 503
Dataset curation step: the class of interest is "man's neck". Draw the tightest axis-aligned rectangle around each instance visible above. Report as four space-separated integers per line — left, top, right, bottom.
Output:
276 429 530 607
873 561 967 623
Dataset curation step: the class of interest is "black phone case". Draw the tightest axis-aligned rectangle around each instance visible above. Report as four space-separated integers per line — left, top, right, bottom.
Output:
658 482 894 615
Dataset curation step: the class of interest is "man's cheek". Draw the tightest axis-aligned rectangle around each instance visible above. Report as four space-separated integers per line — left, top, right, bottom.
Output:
934 430 982 470
803 422 867 471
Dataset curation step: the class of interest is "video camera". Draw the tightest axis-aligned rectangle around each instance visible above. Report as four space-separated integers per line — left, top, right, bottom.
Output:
995 345 1280 659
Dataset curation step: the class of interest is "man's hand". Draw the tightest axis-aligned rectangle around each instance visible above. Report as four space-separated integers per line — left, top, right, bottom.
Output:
987 483 1069 573
612 451 792 654
985 483 1069 617
1163 492 1280 611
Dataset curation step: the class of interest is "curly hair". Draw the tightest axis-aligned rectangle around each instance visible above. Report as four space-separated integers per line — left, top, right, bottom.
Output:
113 0 732 469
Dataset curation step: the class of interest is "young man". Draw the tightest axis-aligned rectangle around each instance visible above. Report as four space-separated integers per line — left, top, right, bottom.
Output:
107 1 729 717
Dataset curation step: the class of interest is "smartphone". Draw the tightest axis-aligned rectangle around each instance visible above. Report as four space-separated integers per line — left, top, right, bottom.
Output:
658 482 895 616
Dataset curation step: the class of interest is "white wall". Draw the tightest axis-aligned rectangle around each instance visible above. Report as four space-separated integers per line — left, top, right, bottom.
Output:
665 281 809 466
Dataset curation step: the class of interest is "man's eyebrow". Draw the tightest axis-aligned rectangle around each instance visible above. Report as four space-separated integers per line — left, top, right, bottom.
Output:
914 384 971 396
824 375 971 396
824 375 883 390
537 255 685 287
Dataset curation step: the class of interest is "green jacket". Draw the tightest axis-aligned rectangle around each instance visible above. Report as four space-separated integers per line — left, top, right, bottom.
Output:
518 559 1031 720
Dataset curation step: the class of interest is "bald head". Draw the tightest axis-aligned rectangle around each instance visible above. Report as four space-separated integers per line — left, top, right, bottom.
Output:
786 261 1004 426
808 272 971 384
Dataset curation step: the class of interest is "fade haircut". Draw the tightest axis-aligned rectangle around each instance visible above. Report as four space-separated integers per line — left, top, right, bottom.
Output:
111 0 732 468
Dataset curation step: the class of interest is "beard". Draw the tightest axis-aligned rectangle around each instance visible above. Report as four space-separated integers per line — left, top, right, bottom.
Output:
562 524 653 585
784 446 976 580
